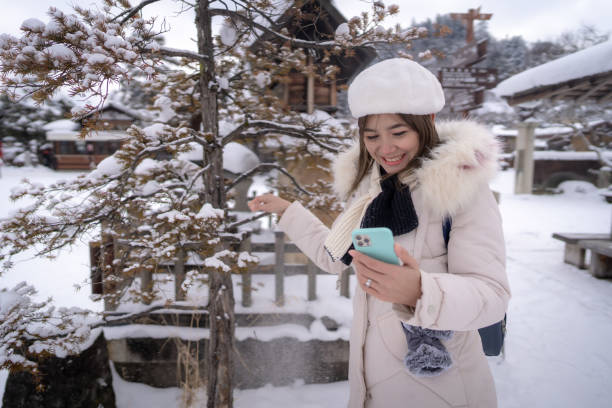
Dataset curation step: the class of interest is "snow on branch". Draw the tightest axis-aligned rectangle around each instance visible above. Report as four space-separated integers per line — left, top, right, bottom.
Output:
158 46 209 62
1 282 96 373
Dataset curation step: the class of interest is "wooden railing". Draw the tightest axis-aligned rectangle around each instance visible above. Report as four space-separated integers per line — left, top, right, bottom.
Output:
91 231 352 311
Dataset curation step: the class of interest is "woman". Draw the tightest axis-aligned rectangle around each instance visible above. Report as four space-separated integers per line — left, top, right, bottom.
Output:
248 58 510 408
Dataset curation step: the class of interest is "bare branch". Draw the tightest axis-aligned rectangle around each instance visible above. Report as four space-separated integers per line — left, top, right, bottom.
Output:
220 121 250 145
159 46 209 62
225 163 312 195
113 0 163 24
209 8 339 50
222 120 344 153
574 125 612 167
225 211 269 231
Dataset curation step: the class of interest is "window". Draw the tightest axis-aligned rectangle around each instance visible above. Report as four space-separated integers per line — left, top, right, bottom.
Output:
58 141 75 154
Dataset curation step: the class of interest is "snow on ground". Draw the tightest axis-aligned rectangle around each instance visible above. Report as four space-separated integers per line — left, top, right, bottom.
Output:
2 164 612 407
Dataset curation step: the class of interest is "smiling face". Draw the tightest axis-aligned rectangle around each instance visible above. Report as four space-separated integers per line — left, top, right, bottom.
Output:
362 114 421 175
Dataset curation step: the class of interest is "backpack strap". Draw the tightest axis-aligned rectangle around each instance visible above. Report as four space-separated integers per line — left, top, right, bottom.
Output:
442 216 506 356
442 217 452 247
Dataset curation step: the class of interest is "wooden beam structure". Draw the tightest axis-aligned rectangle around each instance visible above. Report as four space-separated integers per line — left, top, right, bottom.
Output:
450 7 492 44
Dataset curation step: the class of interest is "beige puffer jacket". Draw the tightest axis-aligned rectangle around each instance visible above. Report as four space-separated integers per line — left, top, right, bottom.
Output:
278 121 510 408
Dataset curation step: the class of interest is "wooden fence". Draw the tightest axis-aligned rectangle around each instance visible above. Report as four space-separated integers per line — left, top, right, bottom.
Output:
91 231 352 311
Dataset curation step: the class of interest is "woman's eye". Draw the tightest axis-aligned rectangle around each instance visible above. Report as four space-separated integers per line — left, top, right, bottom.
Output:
365 135 378 140
392 131 407 136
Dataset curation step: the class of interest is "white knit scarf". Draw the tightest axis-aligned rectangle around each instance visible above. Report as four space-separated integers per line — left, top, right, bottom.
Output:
323 165 418 262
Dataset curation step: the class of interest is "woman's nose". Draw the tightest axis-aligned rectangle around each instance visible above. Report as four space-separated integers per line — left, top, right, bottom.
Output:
379 138 396 154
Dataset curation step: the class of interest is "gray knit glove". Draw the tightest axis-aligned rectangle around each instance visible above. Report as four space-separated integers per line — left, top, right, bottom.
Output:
401 323 453 376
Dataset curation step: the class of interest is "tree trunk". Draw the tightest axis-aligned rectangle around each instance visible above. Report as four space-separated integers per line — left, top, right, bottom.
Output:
196 2 234 408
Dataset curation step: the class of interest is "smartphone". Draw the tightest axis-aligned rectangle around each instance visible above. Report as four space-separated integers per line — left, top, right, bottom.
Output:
351 227 400 265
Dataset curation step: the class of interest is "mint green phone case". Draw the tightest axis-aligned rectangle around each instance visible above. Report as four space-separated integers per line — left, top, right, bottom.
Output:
351 227 400 265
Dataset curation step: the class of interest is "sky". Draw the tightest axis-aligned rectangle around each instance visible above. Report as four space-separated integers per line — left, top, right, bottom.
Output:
0 0 611 51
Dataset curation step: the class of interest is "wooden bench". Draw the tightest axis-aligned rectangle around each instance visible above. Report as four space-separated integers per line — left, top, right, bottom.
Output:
601 191 612 204
551 233 610 269
578 240 612 278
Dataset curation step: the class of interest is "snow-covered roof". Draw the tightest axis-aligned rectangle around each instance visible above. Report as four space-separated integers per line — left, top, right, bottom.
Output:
42 119 80 132
46 130 127 141
491 125 574 138
494 40 612 100
80 101 145 121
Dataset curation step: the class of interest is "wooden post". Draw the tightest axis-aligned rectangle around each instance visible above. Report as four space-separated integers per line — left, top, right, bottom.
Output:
241 233 253 307
282 76 290 108
274 231 285 305
340 268 351 298
140 269 153 304
307 55 315 114
101 227 119 312
307 260 317 301
330 80 337 107
89 241 103 295
514 122 536 194
174 248 186 301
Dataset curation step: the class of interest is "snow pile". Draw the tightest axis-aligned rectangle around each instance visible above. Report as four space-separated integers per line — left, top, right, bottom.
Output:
87 154 125 181
196 203 224 219
45 44 77 63
176 141 259 174
557 180 599 195
220 20 238 46
20 18 45 33
254 72 270 88
335 23 350 41
494 39 612 97
153 96 176 123
142 123 167 141
223 142 259 174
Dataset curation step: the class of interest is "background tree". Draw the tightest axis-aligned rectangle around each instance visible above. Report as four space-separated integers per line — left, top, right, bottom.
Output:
0 0 424 406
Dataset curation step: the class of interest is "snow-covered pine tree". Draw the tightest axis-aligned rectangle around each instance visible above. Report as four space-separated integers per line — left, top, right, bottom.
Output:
0 1 426 406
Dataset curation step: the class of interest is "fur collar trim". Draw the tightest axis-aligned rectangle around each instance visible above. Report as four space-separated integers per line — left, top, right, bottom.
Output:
332 120 500 218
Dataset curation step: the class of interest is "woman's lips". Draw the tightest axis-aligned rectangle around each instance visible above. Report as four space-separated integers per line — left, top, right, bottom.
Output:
382 153 406 166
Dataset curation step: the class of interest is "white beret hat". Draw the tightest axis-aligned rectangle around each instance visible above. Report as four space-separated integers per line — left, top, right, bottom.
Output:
348 58 445 118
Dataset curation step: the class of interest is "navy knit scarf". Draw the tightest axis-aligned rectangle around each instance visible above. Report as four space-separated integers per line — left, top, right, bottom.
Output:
340 173 418 265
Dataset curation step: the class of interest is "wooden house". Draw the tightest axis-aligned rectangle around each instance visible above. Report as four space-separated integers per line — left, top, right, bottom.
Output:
250 0 376 115
44 102 143 170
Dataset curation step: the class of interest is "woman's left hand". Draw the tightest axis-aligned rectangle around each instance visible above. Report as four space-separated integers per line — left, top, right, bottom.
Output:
349 244 422 307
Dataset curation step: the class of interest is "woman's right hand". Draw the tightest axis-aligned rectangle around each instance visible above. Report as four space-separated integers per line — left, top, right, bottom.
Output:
247 194 291 216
